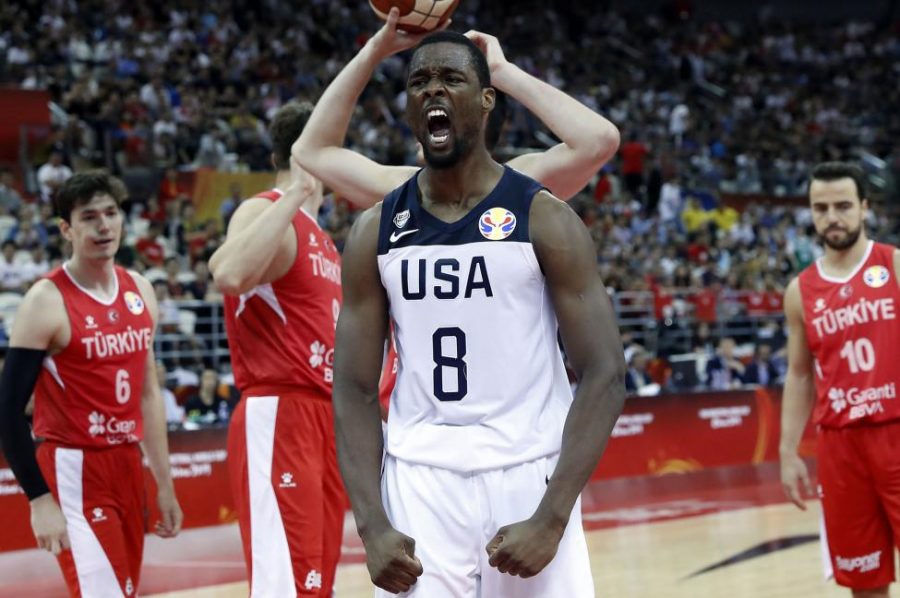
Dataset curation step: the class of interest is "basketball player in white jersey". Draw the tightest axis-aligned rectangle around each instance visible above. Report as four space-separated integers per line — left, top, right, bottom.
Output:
292 9 619 205
332 30 627 597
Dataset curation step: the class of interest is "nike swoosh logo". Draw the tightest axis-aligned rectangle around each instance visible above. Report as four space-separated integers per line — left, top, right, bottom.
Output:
389 229 419 243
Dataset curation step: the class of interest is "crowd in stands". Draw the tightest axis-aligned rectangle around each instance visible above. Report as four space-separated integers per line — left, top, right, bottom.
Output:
1 0 899 404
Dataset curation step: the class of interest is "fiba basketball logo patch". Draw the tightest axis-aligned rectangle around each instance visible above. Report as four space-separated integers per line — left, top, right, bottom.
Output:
479 208 516 241
863 265 889 288
124 291 145 315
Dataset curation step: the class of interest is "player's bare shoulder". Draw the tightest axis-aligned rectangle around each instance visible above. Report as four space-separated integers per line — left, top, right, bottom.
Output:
341 202 385 285
347 201 384 249
10 278 68 350
528 190 585 248
19 278 65 314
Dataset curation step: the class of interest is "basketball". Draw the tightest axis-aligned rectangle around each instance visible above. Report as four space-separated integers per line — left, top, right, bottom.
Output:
369 0 460 33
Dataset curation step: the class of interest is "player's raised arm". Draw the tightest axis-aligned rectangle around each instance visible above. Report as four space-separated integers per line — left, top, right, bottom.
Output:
131 272 183 537
466 31 620 200
332 205 423 594
486 192 626 578
292 8 429 207
0 280 70 554
778 278 816 510
209 157 311 295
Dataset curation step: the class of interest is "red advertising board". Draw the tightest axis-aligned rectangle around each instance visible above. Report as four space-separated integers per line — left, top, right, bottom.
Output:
0 427 235 553
0 388 815 553
594 387 816 479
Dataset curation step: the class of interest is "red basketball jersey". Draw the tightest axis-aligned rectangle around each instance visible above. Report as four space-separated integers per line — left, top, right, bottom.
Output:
33 266 153 447
798 241 900 427
378 337 398 414
223 190 342 397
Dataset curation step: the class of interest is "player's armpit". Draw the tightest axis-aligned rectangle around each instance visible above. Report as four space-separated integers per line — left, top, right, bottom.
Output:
529 192 626 386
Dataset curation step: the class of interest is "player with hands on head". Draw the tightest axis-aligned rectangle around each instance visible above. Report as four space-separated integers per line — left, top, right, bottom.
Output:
0 171 182 597
292 8 619 206
331 26 626 597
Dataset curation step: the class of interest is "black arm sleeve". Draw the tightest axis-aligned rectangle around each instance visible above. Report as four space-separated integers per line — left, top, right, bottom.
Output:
0 348 49 500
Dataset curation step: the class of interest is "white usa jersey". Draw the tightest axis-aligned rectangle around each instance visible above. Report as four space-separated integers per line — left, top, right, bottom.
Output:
377 166 572 472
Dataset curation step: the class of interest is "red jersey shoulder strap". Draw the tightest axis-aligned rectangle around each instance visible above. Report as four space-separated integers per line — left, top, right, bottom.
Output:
253 188 284 203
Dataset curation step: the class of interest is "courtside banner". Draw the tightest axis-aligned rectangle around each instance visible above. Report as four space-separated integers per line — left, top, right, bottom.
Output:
0 427 236 552
593 387 816 479
0 389 813 552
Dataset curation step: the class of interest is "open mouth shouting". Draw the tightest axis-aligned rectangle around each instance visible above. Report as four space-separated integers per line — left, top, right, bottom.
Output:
425 106 452 148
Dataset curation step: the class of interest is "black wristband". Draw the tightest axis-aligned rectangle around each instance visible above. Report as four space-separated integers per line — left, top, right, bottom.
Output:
0 347 50 500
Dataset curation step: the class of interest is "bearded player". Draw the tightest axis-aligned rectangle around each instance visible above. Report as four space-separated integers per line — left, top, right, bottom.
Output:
780 162 900 597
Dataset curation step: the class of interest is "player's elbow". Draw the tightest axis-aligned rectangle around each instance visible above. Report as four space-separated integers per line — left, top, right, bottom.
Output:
210 267 254 297
589 122 620 165
580 354 627 406
291 139 318 171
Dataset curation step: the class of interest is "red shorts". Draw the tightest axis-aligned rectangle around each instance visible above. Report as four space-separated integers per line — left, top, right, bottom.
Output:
818 420 900 590
228 390 345 597
36 442 145 598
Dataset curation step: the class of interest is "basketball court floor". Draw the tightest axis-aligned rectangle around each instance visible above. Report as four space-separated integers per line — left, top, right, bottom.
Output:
0 461 861 597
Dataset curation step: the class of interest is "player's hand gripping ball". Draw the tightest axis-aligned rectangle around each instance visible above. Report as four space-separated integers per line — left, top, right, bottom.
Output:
369 0 460 33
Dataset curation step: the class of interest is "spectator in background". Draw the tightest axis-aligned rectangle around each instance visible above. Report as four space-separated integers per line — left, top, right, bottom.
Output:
708 198 739 234
657 176 682 226
37 204 59 248
184 369 229 423
625 349 661 396
194 129 227 169
140 76 171 116
706 337 746 390
157 360 184 425
136 221 166 268
669 102 690 147
0 170 23 213
157 168 187 212
164 257 185 299
153 278 180 332
681 196 709 233
6 208 47 250
0 240 28 292
22 245 49 283
186 259 216 301
743 344 779 387
219 182 242 229
620 131 649 203
36 150 72 203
